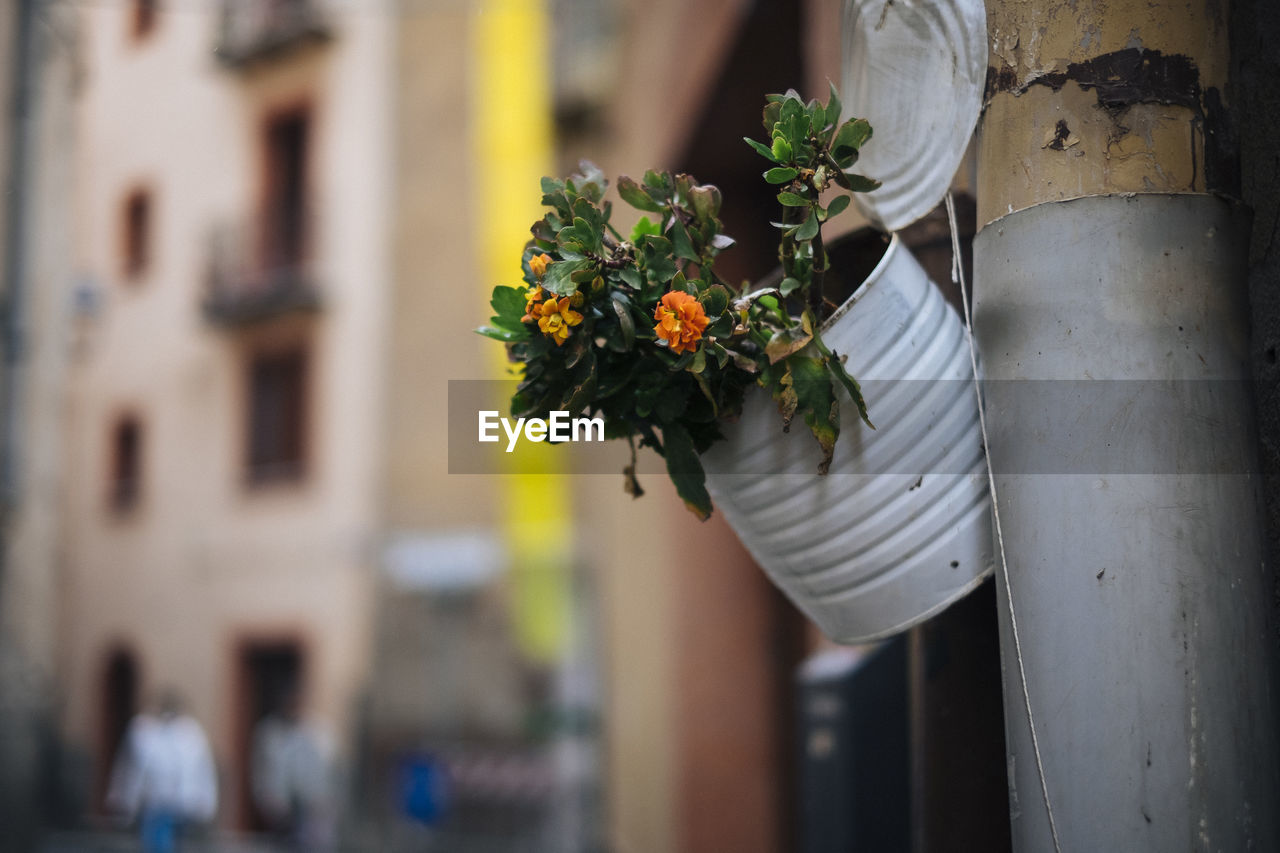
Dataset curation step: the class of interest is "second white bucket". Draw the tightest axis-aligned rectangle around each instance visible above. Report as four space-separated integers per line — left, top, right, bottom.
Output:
702 232 993 643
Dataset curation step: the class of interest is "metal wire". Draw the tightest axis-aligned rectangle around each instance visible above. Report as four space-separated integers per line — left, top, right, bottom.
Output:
945 191 1063 853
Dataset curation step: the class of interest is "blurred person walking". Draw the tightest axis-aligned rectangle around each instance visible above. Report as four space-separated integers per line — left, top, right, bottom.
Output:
106 690 219 853
251 684 337 852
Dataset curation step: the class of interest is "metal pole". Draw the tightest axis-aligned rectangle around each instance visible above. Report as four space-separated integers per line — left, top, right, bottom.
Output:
974 0 1280 849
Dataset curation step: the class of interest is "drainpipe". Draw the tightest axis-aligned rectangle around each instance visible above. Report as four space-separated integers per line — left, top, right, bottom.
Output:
973 1 1280 850
0 0 36 596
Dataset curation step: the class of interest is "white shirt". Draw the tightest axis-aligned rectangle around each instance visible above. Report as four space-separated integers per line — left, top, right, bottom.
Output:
108 712 218 822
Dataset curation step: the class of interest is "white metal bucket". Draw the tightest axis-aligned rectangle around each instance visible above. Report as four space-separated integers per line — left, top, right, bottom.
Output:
703 234 993 643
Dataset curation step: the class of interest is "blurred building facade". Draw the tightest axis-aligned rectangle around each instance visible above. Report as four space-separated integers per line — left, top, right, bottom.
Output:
52 0 605 847
60 0 396 835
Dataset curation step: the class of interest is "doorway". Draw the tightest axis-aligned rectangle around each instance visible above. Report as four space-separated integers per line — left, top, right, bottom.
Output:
233 639 305 831
97 647 140 813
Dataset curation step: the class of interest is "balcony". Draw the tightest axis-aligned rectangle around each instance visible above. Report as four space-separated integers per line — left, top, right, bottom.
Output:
214 0 331 69
202 222 322 327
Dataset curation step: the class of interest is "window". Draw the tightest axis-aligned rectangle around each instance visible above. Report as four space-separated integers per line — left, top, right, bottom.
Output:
122 189 151 281
262 110 309 271
246 346 307 483
131 0 158 41
109 415 143 511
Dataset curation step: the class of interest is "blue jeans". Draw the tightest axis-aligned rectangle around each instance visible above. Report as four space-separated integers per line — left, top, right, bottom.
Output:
140 809 181 853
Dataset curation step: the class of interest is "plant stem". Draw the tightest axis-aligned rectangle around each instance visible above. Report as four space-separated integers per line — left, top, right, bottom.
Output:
810 213 826 319
780 204 797 278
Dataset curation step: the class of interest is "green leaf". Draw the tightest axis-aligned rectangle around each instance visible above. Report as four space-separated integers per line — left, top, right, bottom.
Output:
544 258 592 296
640 236 677 286
779 276 802 296
708 342 731 368
660 422 712 520
643 169 673 199
825 194 852 220
824 82 843 134
569 215 603 255
764 167 799 184
619 266 643 289
795 209 820 241
744 136 778 162
844 173 882 193
826 352 875 429
489 313 528 333
765 326 813 363
786 355 840 474
564 353 598 413
610 293 635 348
671 271 698 295
777 191 809 207
490 284 527 322
698 284 730 318
670 221 699 262
629 215 661 243
779 96 810 148
689 185 722 222
617 175 662 212
691 368 717 417
476 324 529 342
832 118 873 161
564 331 591 368
762 98 783 134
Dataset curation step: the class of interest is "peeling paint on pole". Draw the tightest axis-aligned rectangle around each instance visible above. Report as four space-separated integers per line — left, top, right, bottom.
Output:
978 0 1235 225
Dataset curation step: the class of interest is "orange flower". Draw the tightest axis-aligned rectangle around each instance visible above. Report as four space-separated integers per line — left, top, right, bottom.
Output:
653 290 709 355
529 253 553 278
536 295 584 346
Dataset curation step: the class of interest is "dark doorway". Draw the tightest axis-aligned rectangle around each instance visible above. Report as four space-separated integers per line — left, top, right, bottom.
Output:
234 640 304 831
97 648 140 812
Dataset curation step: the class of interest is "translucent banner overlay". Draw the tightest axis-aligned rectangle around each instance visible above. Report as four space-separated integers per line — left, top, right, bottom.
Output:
448 379 1261 476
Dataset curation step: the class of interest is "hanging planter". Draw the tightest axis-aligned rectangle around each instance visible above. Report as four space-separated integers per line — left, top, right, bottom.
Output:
475 79 992 644
702 229 993 643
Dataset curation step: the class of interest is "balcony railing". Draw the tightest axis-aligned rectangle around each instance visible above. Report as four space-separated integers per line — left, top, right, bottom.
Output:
214 0 331 68
202 223 322 327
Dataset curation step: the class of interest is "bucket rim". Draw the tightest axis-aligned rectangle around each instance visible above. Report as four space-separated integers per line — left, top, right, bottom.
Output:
821 231 901 333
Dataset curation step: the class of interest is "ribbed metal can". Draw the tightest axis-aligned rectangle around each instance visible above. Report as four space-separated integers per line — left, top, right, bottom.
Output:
703 234 993 642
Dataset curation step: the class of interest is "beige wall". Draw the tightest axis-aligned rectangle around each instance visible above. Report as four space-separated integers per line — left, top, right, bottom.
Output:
62 0 391 819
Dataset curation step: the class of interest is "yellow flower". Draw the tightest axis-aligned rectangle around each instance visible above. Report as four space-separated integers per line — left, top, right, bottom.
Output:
529 253 553 278
653 290 709 355
522 285 544 321
536 295 584 346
